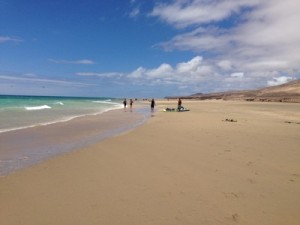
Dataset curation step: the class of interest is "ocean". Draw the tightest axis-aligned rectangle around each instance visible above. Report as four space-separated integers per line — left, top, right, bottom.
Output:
0 95 123 133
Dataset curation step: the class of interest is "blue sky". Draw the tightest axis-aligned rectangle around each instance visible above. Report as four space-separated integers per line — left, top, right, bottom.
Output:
1 0 299 98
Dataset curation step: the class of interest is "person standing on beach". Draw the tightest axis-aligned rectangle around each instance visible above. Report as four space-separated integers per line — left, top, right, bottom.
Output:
177 98 182 111
123 98 127 112
151 98 155 113
130 99 133 112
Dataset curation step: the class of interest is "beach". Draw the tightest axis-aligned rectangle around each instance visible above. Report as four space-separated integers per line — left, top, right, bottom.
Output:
1 100 300 225
0 105 149 176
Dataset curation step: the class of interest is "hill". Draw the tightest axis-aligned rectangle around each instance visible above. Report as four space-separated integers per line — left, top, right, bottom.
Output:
166 80 300 103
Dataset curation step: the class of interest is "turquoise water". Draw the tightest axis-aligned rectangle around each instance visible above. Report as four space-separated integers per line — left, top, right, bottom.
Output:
0 95 123 133
0 95 151 176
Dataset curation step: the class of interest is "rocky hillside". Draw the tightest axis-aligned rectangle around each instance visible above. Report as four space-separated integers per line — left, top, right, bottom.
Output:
168 80 300 103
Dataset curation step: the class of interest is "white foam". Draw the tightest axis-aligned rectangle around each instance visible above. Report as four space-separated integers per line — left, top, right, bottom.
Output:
0 105 123 134
25 105 51 111
92 100 120 105
54 102 64 105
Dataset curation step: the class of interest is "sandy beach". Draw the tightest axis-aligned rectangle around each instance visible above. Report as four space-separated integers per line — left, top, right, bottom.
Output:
1 100 300 225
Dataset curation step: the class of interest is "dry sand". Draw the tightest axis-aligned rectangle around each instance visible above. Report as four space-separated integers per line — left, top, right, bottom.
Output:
0 100 300 225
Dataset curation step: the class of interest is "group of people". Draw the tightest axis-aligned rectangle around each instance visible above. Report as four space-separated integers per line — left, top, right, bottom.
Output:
122 98 134 112
123 98 156 113
123 98 183 113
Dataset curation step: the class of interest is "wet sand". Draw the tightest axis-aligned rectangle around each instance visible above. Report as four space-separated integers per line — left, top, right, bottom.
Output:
0 107 149 176
0 100 300 225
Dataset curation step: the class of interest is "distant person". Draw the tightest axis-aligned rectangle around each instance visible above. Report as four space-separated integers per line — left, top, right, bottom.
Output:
177 98 182 111
130 99 133 112
151 98 155 113
123 98 127 112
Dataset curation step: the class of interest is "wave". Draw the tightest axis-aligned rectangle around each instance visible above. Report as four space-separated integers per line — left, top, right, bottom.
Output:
0 105 123 134
54 101 64 105
25 105 51 111
92 100 120 105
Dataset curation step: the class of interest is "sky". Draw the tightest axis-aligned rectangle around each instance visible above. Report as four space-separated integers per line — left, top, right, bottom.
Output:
1 0 300 98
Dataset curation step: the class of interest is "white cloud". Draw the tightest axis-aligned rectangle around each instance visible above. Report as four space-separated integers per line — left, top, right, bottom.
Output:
76 72 123 78
230 72 244 78
244 60 289 71
151 0 260 28
127 67 146 79
267 76 294 86
146 63 173 78
0 75 93 86
129 7 140 18
218 60 232 71
157 27 231 52
49 59 96 64
0 74 98 97
176 56 203 73
0 36 22 43
127 56 217 88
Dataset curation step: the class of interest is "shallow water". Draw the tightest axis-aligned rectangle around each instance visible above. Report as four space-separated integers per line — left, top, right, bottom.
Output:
0 95 123 133
0 100 150 176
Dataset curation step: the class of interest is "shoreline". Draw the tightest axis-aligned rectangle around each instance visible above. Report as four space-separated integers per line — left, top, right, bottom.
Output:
0 101 123 134
0 104 150 176
1 100 300 224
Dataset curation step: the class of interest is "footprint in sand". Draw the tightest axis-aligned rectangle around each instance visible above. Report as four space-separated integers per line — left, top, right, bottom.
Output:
247 178 256 184
232 213 239 222
225 213 240 223
226 213 240 223
290 174 300 182
223 118 238 122
247 161 253 166
284 121 300 125
222 192 241 199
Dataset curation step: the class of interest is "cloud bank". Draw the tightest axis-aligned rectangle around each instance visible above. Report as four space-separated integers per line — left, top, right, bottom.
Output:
147 0 300 93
